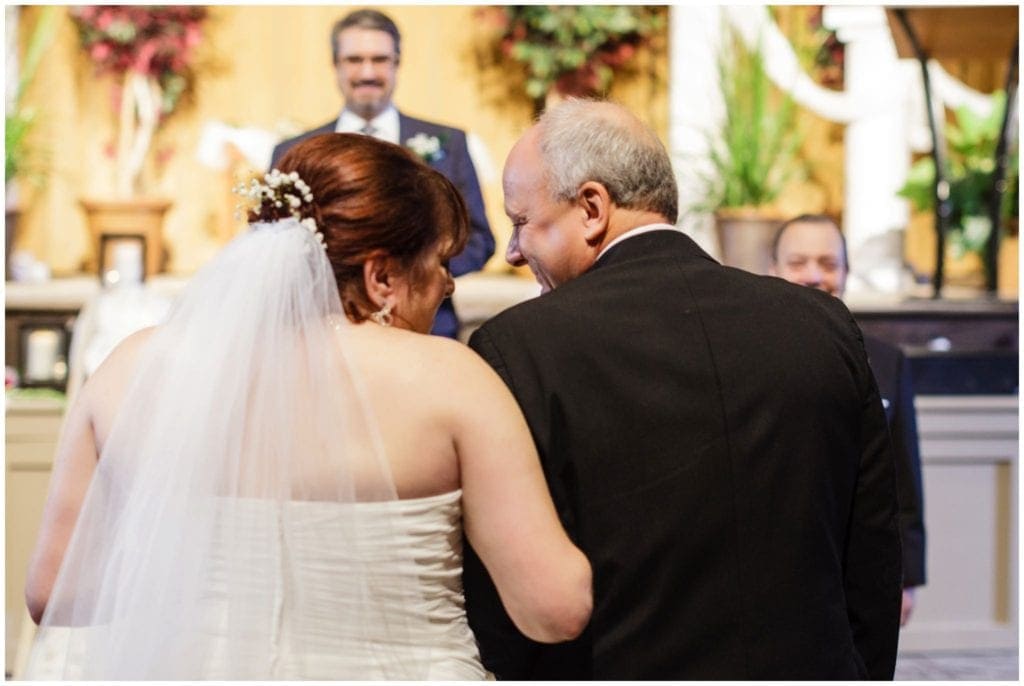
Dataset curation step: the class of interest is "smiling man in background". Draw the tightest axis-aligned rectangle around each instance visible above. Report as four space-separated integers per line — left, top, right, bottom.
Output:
271 8 494 338
771 214 927 627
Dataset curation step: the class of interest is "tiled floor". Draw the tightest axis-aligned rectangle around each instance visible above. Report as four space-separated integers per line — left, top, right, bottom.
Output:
895 649 1018 681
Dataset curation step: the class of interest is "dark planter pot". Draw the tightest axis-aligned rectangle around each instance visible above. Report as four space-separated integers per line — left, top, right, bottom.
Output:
714 210 784 276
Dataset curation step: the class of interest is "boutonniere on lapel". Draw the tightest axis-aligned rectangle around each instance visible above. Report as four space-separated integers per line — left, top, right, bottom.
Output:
405 132 447 163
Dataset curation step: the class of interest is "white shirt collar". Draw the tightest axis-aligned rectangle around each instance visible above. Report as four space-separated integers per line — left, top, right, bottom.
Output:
336 106 400 145
596 223 682 261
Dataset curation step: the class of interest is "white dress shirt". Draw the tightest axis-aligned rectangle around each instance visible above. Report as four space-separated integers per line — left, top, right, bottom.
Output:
335 106 400 145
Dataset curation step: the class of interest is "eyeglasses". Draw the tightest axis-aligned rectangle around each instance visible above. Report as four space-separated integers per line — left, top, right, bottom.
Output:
339 54 397 68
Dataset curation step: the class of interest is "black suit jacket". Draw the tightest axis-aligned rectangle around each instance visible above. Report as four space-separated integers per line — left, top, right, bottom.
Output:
270 113 495 338
864 336 926 587
464 230 902 680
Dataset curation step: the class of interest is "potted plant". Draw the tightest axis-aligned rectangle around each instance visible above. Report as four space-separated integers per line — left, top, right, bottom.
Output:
69 5 208 276
897 90 1018 288
6 6 61 276
477 6 665 115
700 26 803 275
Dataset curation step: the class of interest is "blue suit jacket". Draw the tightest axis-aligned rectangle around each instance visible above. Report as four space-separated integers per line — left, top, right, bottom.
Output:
864 335 926 588
270 113 495 338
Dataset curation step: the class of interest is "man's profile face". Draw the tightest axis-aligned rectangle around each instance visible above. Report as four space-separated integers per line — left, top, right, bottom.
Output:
502 129 588 293
770 220 849 297
334 27 399 120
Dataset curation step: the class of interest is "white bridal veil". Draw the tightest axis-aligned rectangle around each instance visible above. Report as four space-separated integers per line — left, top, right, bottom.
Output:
25 219 434 678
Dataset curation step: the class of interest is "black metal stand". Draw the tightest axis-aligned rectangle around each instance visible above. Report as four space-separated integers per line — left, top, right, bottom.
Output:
985 40 1019 292
894 9 952 299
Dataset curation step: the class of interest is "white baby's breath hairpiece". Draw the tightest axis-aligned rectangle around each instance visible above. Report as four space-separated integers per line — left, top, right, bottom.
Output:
233 169 324 248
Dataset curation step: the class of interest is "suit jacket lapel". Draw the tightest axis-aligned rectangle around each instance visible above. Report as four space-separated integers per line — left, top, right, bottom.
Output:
398 112 413 144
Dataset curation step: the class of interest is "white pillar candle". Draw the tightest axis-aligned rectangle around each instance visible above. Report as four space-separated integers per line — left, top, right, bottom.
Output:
25 329 61 382
113 241 144 285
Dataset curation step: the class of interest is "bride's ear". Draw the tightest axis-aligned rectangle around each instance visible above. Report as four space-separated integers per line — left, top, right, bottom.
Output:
363 253 397 310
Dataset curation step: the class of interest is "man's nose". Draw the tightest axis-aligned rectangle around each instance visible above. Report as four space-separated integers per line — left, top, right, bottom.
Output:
356 60 377 80
505 229 525 266
803 264 823 286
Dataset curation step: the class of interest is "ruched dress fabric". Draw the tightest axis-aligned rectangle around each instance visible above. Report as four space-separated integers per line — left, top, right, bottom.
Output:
203 488 485 680
27 490 487 680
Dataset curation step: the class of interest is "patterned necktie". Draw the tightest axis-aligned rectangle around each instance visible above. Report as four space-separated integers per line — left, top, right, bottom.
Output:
360 122 377 138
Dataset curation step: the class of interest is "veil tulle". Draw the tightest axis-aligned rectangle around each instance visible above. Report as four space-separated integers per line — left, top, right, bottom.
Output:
25 219 434 679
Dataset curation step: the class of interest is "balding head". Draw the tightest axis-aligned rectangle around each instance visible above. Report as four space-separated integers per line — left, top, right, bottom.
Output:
534 99 679 223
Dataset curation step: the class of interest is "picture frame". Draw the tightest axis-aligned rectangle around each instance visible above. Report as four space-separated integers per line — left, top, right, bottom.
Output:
98 233 147 288
18 323 70 390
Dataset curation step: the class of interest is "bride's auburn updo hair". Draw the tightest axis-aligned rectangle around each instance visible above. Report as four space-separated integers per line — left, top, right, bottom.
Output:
275 133 469 322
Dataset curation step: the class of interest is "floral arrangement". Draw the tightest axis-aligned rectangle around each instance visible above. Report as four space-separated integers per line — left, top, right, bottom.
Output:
782 6 844 90
405 133 445 163
69 5 209 197
478 6 665 105
807 8 844 90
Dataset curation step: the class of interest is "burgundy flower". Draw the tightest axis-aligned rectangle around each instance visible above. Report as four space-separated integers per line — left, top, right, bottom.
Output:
71 5 208 115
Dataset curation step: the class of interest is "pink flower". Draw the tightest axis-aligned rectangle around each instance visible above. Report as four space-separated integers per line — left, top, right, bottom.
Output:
90 42 112 62
132 39 157 75
184 24 201 49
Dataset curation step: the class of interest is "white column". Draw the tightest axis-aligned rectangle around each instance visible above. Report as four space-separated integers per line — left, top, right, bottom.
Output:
668 5 726 256
824 6 909 293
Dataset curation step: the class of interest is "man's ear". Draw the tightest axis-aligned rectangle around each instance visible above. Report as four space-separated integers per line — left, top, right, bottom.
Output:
363 253 396 309
578 181 612 245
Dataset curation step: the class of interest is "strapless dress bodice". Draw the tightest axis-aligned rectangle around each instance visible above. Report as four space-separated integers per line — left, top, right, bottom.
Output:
201 489 486 680
27 490 486 680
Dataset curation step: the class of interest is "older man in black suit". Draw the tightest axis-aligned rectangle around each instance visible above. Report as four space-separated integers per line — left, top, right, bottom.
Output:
270 9 494 338
770 214 927 626
462 100 902 679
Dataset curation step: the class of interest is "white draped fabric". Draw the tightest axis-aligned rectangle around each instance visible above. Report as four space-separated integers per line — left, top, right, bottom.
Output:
669 5 1008 293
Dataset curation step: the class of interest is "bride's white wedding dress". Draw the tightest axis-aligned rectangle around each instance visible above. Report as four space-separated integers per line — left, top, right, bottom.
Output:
29 490 487 680
201 490 486 680
25 221 489 680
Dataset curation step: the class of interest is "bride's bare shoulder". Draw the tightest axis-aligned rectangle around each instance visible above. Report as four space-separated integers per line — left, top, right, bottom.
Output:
343 325 493 382
82 327 158 396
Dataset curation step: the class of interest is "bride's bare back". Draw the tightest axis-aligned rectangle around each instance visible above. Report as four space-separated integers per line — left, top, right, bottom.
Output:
28 318 591 644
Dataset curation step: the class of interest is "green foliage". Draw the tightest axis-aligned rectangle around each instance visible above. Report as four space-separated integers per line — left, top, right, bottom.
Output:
897 91 1018 257
5 7 60 183
702 27 802 211
497 6 664 101
5 110 35 182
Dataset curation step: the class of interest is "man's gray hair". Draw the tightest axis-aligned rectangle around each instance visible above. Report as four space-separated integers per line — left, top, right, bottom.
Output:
536 99 679 223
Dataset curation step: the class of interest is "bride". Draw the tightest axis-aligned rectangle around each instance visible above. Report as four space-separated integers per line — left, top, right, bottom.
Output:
23 133 592 679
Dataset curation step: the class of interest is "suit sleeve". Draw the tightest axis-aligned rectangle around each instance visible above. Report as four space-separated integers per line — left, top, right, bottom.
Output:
445 131 495 277
891 348 926 587
462 325 543 678
843 321 903 680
